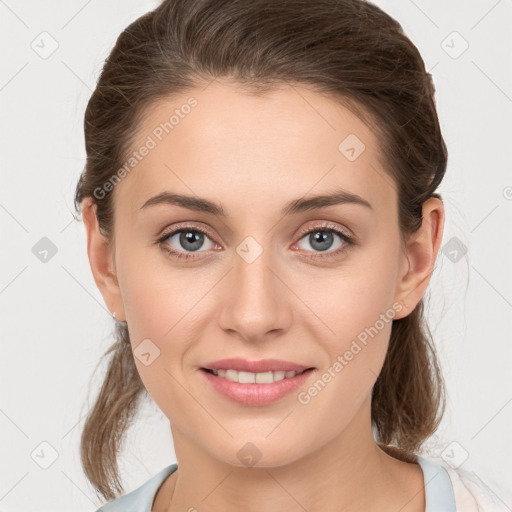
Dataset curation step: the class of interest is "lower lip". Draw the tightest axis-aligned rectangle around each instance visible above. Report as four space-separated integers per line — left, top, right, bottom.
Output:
199 368 315 407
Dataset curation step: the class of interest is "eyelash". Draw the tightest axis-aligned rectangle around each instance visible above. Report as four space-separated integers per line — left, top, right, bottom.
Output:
155 222 355 261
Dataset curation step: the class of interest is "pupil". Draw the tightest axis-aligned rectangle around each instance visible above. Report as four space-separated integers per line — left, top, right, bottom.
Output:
310 231 332 252
180 231 203 251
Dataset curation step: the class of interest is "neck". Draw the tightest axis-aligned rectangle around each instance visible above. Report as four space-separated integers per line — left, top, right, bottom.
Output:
155 397 425 512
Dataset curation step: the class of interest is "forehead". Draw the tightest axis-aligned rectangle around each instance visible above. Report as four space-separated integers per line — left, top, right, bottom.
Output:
114 80 396 218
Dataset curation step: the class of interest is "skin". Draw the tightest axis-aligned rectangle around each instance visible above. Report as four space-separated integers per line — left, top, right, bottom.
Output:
82 79 444 512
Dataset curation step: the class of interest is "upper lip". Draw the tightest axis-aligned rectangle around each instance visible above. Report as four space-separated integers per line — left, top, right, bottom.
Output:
202 358 313 373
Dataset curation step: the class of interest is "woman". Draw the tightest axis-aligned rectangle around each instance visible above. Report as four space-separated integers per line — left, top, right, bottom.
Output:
74 0 505 510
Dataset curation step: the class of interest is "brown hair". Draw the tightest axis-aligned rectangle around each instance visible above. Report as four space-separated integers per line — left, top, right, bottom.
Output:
74 0 447 502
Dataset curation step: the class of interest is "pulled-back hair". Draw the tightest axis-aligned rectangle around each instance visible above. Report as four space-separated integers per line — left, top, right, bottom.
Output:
74 0 447 501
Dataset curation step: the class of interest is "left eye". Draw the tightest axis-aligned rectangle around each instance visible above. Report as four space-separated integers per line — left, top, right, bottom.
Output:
295 227 351 254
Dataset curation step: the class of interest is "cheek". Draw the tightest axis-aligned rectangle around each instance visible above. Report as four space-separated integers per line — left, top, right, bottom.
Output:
116 249 222 411
299 251 399 400
294 274 397 439
115 251 183 393
306 258 399 349
117 242 197 340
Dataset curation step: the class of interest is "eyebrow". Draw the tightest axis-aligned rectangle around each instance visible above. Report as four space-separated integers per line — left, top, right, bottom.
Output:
139 188 373 216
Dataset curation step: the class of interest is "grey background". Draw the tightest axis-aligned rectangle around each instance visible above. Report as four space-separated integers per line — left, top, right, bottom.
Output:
1 0 511 510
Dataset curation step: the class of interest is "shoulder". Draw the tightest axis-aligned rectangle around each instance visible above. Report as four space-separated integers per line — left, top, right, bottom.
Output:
93 464 178 512
421 456 509 512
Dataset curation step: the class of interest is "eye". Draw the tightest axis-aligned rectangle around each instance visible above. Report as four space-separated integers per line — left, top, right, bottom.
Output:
293 222 354 259
156 224 219 260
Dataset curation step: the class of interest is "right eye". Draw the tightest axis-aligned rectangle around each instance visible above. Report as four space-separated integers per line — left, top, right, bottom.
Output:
156 224 220 260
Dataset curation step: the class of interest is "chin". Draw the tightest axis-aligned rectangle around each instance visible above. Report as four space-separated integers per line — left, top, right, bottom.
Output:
212 438 306 470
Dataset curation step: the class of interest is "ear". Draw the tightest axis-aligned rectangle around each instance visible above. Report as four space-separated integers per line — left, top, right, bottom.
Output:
393 197 445 320
81 197 126 322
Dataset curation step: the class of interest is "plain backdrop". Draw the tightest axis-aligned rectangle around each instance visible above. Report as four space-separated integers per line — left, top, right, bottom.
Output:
1 0 511 510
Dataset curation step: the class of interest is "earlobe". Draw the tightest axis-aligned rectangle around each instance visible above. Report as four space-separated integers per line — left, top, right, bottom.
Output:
81 197 126 321
393 198 445 319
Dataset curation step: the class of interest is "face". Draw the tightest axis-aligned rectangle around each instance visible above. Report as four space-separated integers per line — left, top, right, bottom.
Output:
88 79 436 468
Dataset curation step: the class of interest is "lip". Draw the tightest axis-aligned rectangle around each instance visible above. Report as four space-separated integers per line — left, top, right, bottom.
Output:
199 367 316 407
201 358 313 373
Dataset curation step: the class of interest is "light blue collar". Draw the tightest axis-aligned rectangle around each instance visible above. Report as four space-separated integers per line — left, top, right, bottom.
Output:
416 454 457 511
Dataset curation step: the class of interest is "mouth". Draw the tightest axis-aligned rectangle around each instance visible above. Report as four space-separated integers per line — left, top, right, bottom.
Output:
200 367 314 384
199 366 316 406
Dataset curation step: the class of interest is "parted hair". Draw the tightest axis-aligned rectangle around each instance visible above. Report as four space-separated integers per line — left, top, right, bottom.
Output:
74 0 447 501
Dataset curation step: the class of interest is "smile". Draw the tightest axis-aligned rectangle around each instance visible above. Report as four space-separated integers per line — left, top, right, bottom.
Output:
200 367 316 406
205 368 307 383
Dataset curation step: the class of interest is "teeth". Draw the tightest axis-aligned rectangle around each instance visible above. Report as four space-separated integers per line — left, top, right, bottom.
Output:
210 369 304 383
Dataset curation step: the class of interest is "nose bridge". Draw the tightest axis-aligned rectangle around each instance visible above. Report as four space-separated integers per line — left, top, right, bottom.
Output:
217 234 291 339
233 234 279 309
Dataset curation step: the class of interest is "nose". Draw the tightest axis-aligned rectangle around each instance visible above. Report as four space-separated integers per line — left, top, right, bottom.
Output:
216 246 293 343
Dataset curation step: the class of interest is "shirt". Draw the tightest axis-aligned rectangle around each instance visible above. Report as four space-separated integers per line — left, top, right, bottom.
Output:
95 454 508 511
